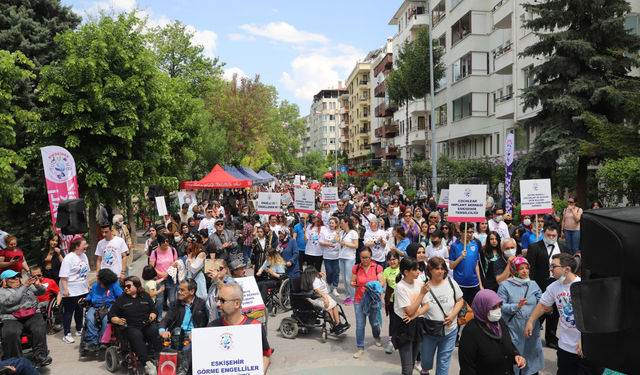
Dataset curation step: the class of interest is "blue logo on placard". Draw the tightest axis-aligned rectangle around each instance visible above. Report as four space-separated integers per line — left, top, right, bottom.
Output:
533 183 539 191
220 333 234 351
464 188 472 197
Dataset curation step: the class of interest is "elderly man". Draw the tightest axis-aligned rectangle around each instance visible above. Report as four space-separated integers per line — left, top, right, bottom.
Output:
208 284 272 373
493 238 518 285
416 184 429 199
209 218 237 262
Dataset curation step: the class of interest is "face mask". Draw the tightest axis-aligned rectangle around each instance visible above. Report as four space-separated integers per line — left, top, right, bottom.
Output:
505 220 513 225
556 270 567 284
523 219 531 226
495 215 503 223
324 209 329 213
504 249 516 258
174 236 181 243
543 237 557 246
116 221 122 227
488 309 502 322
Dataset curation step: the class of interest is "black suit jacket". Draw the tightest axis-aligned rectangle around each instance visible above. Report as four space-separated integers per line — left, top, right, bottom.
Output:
159 296 208 332
526 240 570 292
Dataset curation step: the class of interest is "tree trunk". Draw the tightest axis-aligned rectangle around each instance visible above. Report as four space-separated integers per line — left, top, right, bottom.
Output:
88 209 98 270
127 200 137 248
576 155 589 209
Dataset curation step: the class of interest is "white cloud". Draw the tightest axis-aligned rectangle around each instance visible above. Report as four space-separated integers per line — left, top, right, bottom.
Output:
239 22 329 44
186 26 219 59
224 67 249 81
79 0 136 14
271 9 278 13
228 33 256 42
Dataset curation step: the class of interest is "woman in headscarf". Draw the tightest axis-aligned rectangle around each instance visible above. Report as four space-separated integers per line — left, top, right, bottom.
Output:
458 289 526 374
497 257 544 375
187 217 199 236
276 227 299 279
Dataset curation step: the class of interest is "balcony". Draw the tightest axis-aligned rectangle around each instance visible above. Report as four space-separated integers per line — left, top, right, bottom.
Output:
339 106 348 114
374 81 386 98
375 146 400 159
358 80 370 87
340 134 350 143
494 43 513 75
360 143 371 150
359 97 369 106
492 0 512 29
408 11 429 31
495 93 515 119
358 126 370 135
375 123 399 138
375 102 399 117
373 53 393 77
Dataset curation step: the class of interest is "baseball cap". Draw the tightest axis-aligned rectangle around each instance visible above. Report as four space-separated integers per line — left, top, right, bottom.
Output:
396 182 400 185
228 259 245 272
1 270 19 280
214 218 224 224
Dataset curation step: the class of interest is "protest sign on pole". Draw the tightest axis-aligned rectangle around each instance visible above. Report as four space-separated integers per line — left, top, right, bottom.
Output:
257 193 281 215
234 276 265 312
447 184 487 222
437 189 449 208
321 187 339 204
281 192 293 205
294 175 301 186
519 179 553 215
192 324 264 375
505 133 515 216
41 146 79 253
177 191 197 213
294 188 315 213
301 176 306 181
155 196 168 216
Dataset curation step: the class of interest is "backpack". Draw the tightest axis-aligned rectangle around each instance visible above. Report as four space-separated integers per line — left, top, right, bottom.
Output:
151 247 177 264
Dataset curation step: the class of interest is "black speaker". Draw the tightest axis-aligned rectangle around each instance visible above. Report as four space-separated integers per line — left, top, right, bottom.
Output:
148 184 163 199
55 199 89 235
571 207 640 374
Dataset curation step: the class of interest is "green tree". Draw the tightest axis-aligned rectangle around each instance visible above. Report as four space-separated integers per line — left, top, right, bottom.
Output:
147 20 225 99
267 100 305 171
36 12 198 265
519 0 640 207
596 157 640 206
299 150 328 181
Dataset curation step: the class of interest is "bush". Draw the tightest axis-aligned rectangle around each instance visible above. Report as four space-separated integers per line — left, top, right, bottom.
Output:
405 189 417 200
366 179 385 193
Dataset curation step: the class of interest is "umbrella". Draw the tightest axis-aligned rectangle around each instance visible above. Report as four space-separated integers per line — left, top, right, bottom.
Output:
323 172 333 178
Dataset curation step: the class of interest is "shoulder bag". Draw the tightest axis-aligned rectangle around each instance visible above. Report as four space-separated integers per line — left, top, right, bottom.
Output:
448 278 474 325
424 289 446 337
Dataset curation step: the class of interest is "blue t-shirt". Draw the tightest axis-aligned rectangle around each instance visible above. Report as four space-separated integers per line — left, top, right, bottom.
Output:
293 222 307 251
521 230 543 250
449 239 482 288
396 238 411 255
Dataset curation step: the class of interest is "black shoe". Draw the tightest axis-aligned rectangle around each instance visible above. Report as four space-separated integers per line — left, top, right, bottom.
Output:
455 336 460 347
34 355 52 368
546 341 559 350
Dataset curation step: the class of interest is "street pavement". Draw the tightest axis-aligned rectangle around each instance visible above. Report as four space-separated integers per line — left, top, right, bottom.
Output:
35 239 560 375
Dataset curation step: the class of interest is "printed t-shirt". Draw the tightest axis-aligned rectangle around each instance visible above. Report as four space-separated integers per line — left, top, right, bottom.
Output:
207 316 272 356
423 278 463 336
449 239 481 288
319 228 340 260
351 261 383 303
394 279 429 318
339 230 359 260
364 229 387 263
59 252 89 297
95 237 127 277
384 267 400 302
36 277 60 303
305 225 324 257
198 217 216 233
540 277 581 354
488 220 511 239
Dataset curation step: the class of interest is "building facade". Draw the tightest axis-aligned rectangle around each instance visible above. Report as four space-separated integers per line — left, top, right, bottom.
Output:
307 86 347 158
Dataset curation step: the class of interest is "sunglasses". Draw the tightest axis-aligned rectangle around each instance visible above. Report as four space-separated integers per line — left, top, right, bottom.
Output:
32 274 43 278
568 201 574 203
124 284 133 289
215 297 239 304
215 223 223 226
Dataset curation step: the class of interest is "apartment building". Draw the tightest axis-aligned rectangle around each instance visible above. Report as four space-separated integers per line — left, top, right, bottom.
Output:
301 114 311 156
345 56 375 168
307 85 347 158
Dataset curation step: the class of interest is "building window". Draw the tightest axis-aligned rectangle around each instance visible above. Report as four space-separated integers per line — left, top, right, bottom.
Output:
496 133 500 154
418 116 426 130
626 14 639 35
329 115 335 121
524 66 534 88
489 136 493 155
451 12 471 46
453 94 471 120
330 126 335 132
452 52 488 83
323 103 327 110
435 104 447 127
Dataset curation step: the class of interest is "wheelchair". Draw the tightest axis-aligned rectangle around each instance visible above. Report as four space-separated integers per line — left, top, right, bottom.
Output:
105 324 157 375
36 292 63 333
278 276 350 343
263 274 291 317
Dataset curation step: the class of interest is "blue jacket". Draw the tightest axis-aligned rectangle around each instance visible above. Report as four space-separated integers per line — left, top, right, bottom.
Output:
280 240 299 278
360 281 383 326
86 282 123 309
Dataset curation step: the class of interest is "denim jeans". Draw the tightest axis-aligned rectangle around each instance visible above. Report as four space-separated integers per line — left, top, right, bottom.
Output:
0 357 41 375
84 306 108 344
155 277 176 319
324 259 340 288
564 230 580 256
354 301 380 350
339 258 355 300
419 327 458 375
243 245 252 267
62 294 86 335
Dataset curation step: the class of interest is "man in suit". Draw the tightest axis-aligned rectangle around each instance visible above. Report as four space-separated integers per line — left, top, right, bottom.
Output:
526 225 569 349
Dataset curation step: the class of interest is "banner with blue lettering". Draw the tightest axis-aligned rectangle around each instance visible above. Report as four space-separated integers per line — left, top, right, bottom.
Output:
192 324 263 375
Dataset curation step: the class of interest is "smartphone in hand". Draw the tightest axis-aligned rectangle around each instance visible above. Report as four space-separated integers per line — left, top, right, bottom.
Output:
12 256 20 261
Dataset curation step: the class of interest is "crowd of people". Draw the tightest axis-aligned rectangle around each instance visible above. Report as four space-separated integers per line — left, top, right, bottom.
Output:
0 179 614 375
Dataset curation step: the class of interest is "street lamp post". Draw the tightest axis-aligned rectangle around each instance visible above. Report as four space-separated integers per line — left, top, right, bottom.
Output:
428 0 438 197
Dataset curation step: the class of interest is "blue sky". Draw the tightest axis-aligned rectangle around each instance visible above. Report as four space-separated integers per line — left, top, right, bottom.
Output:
63 0 401 115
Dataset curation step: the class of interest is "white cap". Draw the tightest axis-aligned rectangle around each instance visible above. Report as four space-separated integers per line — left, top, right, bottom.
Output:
395 182 400 185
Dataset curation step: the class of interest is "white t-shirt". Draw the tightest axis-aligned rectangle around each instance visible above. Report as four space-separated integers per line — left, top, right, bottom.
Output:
423 278 463 336
312 277 328 295
394 279 429 318
320 211 333 227
59 252 89 297
95 236 128 277
488 220 511 239
540 277 581 354
319 227 340 260
364 229 387 263
425 243 453 277
305 225 324 257
360 213 376 232
270 225 282 236
338 230 359 260
198 217 216 233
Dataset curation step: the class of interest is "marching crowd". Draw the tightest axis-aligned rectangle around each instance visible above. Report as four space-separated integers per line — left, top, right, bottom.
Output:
0 180 613 375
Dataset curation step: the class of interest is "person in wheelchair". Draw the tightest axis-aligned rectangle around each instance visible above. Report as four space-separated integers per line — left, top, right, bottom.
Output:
108 276 162 375
159 279 207 375
0 270 52 368
255 249 286 305
300 265 346 334
29 267 62 316
84 269 122 352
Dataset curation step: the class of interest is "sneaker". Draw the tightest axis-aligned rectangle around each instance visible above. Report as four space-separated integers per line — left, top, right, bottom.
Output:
386 342 394 353
353 349 365 359
375 337 382 347
331 288 339 297
145 360 157 375
415 363 422 373
75 330 83 336
62 333 75 343
344 298 354 306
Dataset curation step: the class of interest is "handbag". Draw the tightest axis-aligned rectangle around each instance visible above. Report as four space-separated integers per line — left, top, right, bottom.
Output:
12 307 36 319
448 278 474 325
424 289 446 337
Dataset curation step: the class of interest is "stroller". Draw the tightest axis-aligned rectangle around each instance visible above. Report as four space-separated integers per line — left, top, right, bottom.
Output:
278 275 350 343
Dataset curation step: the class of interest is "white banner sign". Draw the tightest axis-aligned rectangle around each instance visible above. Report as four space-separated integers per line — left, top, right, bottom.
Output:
301 176 306 181
321 187 339 203
281 192 293 205
294 188 315 213
234 276 265 312
192 325 264 375
257 193 281 215
155 196 168 216
177 191 197 213
294 175 301 186
448 184 487 223
437 189 449 208
519 179 553 215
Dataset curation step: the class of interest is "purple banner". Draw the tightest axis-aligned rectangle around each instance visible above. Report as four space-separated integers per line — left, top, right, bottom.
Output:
505 133 514 215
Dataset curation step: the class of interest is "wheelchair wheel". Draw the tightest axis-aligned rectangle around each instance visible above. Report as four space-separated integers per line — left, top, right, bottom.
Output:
321 328 327 343
279 278 291 312
269 304 278 317
105 347 118 373
47 298 63 332
279 320 299 339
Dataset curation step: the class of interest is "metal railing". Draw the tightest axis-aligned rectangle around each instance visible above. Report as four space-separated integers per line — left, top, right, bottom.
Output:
495 92 514 103
493 43 513 59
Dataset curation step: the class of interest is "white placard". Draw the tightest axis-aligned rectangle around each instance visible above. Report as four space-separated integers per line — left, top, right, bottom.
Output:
437 189 449 208
294 188 315 213
281 192 293 205
234 276 265 312
294 175 301 186
192 325 264 375
177 191 197 213
301 176 306 181
321 187 339 203
519 179 553 215
257 193 281 215
447 184 487 223
155 196 168 216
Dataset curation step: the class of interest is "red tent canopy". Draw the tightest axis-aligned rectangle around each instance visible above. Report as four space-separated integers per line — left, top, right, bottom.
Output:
323 172 333 178
180 165 252 189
